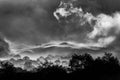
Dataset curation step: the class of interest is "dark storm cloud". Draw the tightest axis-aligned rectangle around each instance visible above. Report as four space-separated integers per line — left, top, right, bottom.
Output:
69 0 120 15
0 0 65 45
97 0 120 14
1 0 119 45
0 0 96 46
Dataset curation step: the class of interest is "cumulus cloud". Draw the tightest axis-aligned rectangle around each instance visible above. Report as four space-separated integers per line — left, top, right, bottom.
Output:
88 13 120 38
53 0 120 57
54 1 116 47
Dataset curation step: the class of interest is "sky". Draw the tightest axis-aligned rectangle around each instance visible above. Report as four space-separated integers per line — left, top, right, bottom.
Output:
0 0 120 59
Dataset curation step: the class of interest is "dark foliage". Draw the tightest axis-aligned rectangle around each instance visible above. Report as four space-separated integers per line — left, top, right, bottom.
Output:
0 52 120 80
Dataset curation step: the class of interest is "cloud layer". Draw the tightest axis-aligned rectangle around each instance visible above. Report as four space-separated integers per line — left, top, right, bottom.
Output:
0 0 120 58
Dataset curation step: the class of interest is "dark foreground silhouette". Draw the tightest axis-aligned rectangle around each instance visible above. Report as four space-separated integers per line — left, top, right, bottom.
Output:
0 53 120 80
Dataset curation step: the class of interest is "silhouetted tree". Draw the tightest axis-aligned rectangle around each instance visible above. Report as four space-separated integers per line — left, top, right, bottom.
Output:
0 52 119 80
0 61 16 73
93 52 120 74
69 53 94 70
39 65 67 80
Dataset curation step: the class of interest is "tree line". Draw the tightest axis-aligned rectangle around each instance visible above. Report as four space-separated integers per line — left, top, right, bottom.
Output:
0 52 120 80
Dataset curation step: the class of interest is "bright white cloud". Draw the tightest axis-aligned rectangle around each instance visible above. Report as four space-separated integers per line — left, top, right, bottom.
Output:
53 1 120 49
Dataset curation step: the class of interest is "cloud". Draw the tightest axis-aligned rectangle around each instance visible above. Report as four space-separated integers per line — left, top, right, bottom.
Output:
52 0 120 58
97 0 120 14
0 36 9 57
1 0 120 59
54 1 116 47
0 0 62 45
